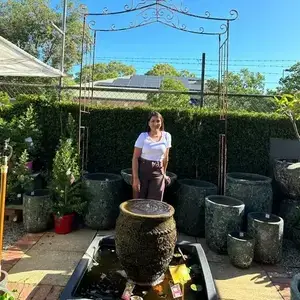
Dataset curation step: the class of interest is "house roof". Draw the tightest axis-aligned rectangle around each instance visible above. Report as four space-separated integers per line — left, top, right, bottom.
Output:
92 75 203 91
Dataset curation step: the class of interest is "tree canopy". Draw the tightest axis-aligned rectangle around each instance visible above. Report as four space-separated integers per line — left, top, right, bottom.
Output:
145 63 196 78
75 61 136 82
0 0 88 73
148 78 190 108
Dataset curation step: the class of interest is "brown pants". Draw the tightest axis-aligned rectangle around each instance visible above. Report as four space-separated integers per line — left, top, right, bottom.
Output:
135 158 165 201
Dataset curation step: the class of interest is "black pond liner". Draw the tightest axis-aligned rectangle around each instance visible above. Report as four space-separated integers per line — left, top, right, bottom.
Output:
60 235 218 300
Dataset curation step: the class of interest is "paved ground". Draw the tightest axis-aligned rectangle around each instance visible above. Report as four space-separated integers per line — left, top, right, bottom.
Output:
1 229 293 300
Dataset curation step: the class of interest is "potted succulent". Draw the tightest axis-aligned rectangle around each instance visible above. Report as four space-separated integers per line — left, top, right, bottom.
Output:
50 137 86 234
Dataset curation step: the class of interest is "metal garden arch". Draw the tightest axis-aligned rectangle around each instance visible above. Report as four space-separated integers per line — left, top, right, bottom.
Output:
78 0 238 194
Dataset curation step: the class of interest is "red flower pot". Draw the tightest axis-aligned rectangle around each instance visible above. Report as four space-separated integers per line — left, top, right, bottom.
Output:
54 213 75 234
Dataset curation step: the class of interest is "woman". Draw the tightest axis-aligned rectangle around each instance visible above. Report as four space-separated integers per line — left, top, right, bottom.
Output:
132 111 172 201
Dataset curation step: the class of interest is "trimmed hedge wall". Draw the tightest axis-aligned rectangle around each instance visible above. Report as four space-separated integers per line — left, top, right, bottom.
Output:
1 98 295 184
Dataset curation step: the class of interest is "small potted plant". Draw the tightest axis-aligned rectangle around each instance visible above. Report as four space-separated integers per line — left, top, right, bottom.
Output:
7 149 34 205
50 138 86 234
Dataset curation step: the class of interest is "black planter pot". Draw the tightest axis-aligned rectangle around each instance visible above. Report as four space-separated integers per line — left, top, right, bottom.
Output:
227 231 255 269
279 198 300 240
273 159 300 199
83 173 123 230
292 226 300 248
226 172 273 220
291 273 300 300
175 179 217 237
23 189 53 233
205 195 245 254
248 212 284 264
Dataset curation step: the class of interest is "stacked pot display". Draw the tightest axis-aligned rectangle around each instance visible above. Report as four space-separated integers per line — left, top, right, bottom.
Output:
274 160 300 243
205 195 245 254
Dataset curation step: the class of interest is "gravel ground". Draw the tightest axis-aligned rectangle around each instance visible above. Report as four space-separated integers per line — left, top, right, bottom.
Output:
279 239 300 277
2 221 26 250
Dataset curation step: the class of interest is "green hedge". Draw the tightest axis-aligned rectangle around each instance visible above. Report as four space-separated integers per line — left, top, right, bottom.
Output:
0 97 295 184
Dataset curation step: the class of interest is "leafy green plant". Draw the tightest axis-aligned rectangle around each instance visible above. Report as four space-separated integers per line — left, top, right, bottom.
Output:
0 293 15 300
7 149 34 203
274 93 300 141
10 104 42 160
0 92 11 106
50 138 86 216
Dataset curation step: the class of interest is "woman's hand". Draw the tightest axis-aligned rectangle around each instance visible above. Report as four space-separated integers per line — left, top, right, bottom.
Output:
164 174 171 186
132 177 141 194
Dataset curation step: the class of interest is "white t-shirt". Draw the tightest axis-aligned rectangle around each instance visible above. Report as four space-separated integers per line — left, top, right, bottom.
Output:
134 131 172 162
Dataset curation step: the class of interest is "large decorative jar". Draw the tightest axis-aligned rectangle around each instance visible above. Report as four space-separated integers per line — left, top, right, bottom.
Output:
115 199 177 285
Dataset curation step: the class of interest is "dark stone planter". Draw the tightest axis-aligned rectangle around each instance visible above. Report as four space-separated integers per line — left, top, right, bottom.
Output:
227 231 255 269
205 195 245 254
291 273 300 300
292 226 300 248
83 173 123 230
226 172 273 217
115 199 176 285
273 159 300 199
248 212 284 264
279 198 300 240
175 179 217 237
23 189 53 233
120 168 177 187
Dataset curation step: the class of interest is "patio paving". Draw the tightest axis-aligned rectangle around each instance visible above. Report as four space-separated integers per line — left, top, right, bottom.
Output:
1 229 294 300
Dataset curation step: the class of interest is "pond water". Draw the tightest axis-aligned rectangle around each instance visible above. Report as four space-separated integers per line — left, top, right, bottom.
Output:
75 244 207 300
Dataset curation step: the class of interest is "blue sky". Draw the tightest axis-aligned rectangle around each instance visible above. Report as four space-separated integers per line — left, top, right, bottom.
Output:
53 0 300 90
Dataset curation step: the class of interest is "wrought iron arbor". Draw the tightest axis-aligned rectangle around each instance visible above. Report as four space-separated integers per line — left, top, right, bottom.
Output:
78 0 238 194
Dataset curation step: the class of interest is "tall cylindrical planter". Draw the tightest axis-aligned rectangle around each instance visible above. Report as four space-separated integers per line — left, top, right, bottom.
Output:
175 179 217 237
83 173 123 230
23 189 53 233
248 212 284 264
226 172 273 216
115 199 177 285
227 231 255 269
273 159 300 199
205 195 245 254
291 273 300 300
279 198 300 240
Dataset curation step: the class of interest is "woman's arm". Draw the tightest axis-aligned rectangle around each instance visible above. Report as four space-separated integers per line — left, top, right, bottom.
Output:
132 147 142 181
163 148 170 174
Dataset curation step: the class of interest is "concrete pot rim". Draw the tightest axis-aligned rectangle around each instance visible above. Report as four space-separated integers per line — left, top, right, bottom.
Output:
83 172 122 182
227 172 272 184
291 273 300 298
24 189 50 197
178 179 217 189
205 195 245 208
120 199 175 219
228 231 254 242
248 212 283 224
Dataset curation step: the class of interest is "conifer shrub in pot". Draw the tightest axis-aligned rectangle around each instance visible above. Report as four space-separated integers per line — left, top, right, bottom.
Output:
50 138 86 235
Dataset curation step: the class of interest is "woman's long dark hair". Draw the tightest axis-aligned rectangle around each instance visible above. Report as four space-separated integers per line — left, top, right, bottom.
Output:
146 111 165 132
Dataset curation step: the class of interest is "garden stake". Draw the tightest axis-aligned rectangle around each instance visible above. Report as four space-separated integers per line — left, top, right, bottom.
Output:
0 139 13 273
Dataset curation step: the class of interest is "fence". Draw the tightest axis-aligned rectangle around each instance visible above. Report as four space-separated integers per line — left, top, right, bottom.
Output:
0 82 278 114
